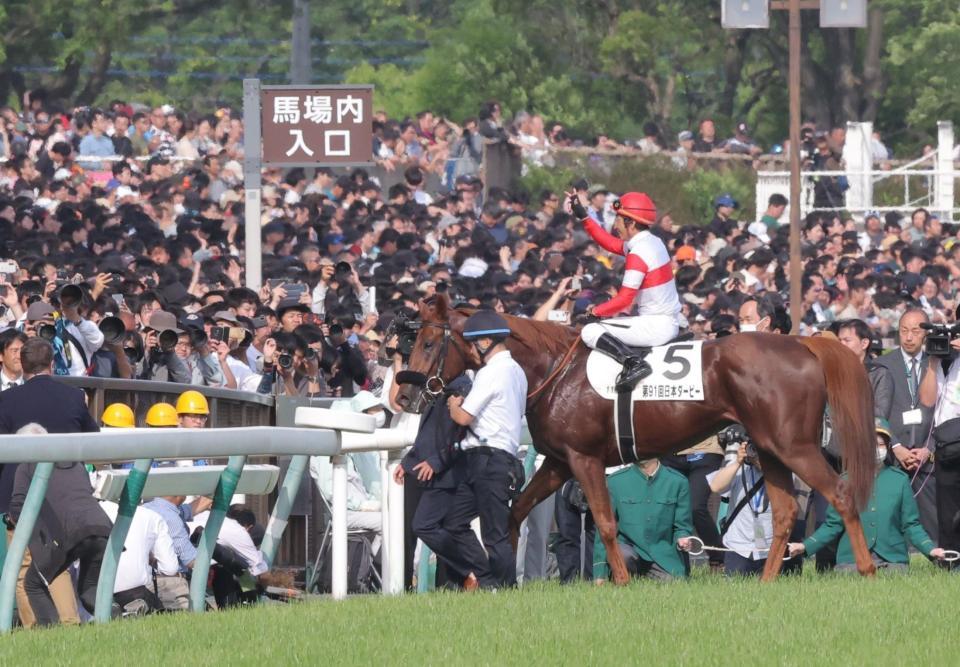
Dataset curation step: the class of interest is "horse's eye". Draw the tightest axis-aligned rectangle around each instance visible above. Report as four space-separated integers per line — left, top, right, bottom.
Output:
424 341 433 350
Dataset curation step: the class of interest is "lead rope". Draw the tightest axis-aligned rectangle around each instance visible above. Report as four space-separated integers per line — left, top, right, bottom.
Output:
685 536 795 561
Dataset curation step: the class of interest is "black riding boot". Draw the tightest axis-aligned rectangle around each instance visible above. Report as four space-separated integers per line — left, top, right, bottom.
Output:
595 333 652 393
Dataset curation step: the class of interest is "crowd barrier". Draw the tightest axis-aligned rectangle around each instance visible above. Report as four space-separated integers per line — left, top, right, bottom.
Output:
0 401 419 631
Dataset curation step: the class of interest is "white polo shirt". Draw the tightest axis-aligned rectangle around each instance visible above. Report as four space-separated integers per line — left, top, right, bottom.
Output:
460 349 527 456
190 512 269 577
100 503 179 593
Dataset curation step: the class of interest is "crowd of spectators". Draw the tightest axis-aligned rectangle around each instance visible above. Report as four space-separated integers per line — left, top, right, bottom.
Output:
0 95 956 404
2 94 960 624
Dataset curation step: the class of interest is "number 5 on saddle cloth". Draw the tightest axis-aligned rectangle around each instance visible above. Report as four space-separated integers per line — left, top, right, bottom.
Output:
585 341 706 464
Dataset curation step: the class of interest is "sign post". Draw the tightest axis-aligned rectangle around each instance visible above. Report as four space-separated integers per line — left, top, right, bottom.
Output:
241 82 373 289
243 79 263 290
721 0 865 333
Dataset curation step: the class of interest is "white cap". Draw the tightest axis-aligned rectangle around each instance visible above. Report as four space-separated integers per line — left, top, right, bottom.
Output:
747 221 771 244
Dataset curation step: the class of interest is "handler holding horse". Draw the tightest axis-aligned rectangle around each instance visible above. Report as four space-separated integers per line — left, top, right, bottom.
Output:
396 223 877 586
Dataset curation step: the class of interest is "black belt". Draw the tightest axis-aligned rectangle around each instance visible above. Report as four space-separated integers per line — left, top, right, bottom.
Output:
464 446 514 460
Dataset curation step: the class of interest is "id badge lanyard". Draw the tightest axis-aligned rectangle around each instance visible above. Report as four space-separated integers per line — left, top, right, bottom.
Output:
741 466 768 550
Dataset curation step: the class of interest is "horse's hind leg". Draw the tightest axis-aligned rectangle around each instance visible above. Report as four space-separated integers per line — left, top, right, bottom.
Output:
775 445 877 577
755 452 798 581
566 449 629 585
509 455 570 552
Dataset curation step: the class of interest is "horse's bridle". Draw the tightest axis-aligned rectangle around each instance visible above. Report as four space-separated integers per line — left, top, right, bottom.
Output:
415 321 470 399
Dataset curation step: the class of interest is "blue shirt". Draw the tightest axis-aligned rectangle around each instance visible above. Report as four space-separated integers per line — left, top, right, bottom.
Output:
143 497 197 572
78 133 115 169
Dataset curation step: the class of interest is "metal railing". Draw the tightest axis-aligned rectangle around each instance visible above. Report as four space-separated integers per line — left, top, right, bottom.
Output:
0 426 345 630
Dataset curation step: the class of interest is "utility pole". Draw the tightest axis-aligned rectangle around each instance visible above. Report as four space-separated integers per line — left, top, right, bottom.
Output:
722 0 866 333
290 0 311 85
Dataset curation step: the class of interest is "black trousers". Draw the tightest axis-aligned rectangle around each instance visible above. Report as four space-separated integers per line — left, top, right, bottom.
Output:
935 458 960 554
405 480 451 590
663 453 724 565
403 479 424 590
413 448 516 588
25 535 107 626
554 488 594 582
912 460 938 543
114 585 162 613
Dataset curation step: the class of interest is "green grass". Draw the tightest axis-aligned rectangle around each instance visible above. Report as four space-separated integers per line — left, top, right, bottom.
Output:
2 562 957 666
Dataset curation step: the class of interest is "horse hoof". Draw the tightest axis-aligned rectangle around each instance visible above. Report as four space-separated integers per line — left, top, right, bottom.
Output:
860 564 877 577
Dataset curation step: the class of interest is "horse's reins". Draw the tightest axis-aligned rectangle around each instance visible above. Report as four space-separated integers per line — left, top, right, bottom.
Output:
526 336 582 401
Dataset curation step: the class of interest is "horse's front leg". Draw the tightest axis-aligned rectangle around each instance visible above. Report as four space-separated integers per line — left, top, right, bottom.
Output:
566 450 628 584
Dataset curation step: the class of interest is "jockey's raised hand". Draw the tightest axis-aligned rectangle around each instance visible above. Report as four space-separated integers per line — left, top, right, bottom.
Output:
565 190 588 220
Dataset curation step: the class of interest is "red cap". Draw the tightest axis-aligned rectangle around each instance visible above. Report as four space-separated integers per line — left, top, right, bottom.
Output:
675 245 696 261
614 192 657 225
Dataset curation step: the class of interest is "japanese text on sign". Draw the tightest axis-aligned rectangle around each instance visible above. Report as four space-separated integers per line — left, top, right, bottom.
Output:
260 87 373 166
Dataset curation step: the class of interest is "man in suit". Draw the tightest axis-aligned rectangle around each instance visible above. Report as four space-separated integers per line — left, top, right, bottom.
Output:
871 308 938 540
0 337 99 626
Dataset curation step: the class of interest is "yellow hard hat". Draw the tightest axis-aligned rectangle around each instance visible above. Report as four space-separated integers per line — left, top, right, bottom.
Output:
176 390 209 416
101 403 135 428
145 402 179 427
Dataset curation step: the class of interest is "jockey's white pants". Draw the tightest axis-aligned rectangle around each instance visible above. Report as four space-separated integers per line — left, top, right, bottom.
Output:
581 315 679 349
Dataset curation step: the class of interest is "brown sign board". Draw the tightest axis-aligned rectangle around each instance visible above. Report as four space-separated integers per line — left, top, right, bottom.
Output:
260 85 373 166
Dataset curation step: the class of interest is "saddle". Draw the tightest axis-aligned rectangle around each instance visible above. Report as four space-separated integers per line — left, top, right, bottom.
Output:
626 330 695 357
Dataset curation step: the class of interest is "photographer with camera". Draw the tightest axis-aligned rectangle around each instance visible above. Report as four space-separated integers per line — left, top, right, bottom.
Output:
872 308 938 540
256 332 327 398
319 261 373 323
54 284 105 377
916 307 960 559
324 311 368 399
707 429 783 576
174 324 225 388
138 311 191 383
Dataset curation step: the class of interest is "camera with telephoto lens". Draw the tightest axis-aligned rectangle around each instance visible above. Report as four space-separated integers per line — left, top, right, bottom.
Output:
718 424 749 449
38 324 57 342
921 322 960 358
718 424 757 464
277 353 294 370
388 313 420 360
147 328 178 354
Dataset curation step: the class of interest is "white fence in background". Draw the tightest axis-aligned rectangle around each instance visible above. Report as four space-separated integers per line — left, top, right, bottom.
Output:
757 121 959 222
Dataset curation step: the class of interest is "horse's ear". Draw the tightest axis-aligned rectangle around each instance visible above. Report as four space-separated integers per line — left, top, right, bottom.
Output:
434 293 448 319
418 293 449 321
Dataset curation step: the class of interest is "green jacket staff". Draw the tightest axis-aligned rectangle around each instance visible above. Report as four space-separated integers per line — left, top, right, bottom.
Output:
798 467 937 565
594 462 694 579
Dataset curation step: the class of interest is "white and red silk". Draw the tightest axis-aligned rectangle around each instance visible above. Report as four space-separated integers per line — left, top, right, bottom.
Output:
581 217 678 319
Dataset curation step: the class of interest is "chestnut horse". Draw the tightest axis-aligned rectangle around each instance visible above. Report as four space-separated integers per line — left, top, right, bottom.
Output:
395 295 877 582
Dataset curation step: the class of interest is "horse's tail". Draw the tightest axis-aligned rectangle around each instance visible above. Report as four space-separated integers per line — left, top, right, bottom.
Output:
798 336 875 511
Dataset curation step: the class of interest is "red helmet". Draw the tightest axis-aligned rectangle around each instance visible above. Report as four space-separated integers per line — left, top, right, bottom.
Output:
613 192 657 226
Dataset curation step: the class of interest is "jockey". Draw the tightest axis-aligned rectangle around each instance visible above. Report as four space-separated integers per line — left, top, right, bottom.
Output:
568 190 685 392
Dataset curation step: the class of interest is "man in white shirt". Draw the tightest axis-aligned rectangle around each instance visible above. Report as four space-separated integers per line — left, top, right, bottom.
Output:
919 335 960 558
189 507 270 606
101 503 178 613
0 330 26 390
445 311 527 589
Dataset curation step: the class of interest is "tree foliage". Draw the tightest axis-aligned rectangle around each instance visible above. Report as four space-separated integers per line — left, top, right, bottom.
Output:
0 0 954 155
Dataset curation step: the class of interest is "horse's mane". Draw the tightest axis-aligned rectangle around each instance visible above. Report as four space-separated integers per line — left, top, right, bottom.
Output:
452 305 578 358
